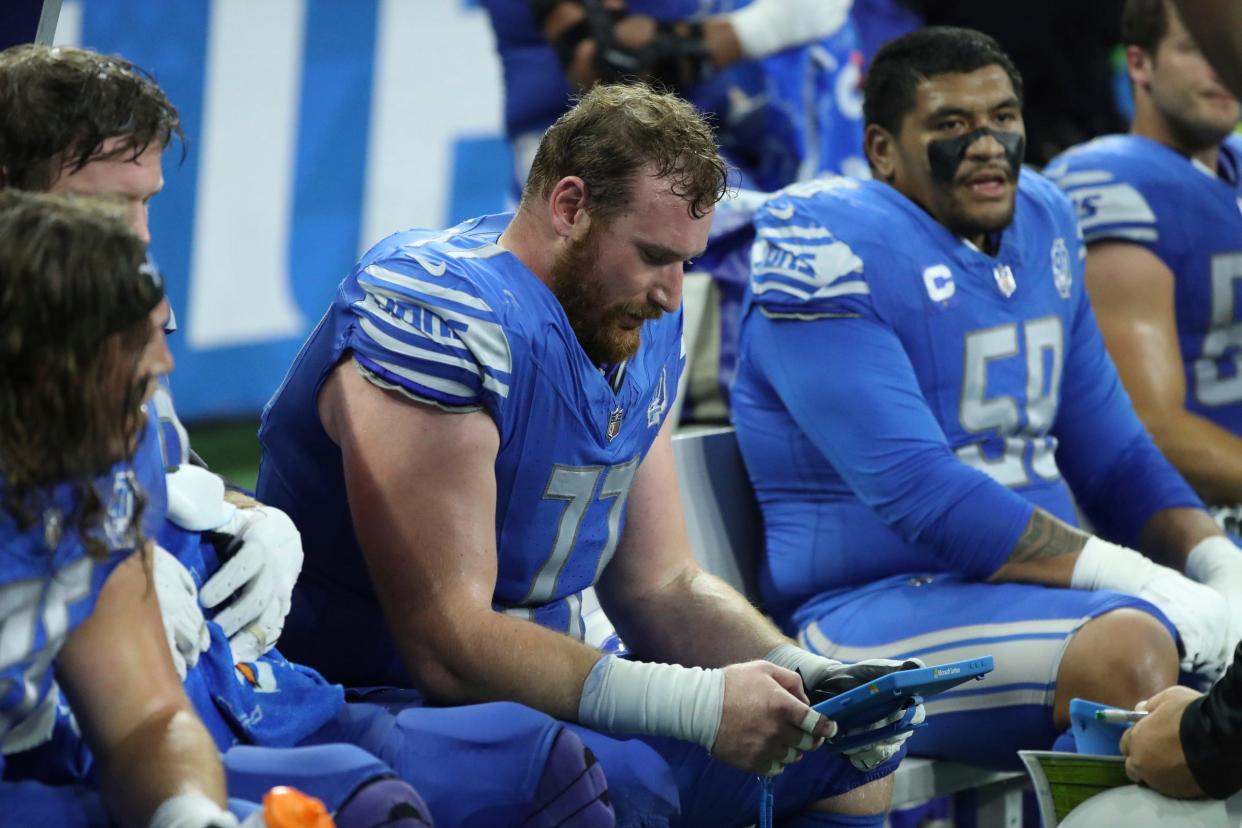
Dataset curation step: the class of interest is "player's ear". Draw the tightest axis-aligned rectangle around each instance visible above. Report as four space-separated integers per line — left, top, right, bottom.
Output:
1125 44 1153 93
548 175 589 239
864 124 898 183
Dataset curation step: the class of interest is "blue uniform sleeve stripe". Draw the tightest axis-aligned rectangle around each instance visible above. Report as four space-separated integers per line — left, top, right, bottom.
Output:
361 263 494 315
357 274 513 377
353 352 481 411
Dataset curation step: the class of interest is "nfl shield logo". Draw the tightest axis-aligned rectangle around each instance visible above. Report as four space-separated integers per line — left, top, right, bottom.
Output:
993 264 1017 298
1051 238 1072 299
607 407 624 441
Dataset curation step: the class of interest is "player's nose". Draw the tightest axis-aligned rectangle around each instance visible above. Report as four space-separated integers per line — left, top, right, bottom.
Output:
651 263 684 312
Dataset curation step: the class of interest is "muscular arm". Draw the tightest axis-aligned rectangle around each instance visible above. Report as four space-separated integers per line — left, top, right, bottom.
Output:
54 552 225 828
320 359 600 720
1087 241 1242 506
595 416 788 667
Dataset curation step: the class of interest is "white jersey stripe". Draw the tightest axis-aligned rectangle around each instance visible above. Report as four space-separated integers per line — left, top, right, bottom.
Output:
364 263 494 313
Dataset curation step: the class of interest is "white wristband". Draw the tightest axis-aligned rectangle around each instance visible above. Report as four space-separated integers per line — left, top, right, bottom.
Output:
149 793 238 828
1185 535 1240 583
577 656 725 750
1070 536 1156 593
764 643 841 687
727 0 852 59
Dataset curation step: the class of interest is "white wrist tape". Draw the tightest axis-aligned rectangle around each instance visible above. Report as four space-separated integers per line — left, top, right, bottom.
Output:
577 656 725 749
165 464 236 531
1185 535 1241 583
728 0 852 59
1071 536 1159 593
764 643 841 687
149 793 238 828
1073 535 1232 676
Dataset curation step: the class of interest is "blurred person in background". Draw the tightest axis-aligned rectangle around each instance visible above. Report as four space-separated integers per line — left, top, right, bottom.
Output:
1048 0 1242 530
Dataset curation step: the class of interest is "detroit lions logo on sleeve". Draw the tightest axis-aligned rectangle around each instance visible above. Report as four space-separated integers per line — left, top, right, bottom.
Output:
350 260 514 412
750 223 866 302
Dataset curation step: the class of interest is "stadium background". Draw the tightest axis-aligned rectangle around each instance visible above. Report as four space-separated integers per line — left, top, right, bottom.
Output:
53 0 511 483
48 0 1151 487
55 0 508 419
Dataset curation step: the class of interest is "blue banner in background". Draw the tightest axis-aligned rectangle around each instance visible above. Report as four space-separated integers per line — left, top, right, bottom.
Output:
63 0 510 422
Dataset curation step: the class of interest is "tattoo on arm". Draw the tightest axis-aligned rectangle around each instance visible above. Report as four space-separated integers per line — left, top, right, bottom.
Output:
1008 509 1088 565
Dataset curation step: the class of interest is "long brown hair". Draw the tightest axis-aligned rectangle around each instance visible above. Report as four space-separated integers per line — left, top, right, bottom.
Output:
0 44 183 190
0 191 163 557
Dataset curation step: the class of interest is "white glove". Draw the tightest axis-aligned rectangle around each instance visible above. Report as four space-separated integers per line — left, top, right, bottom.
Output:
727 0 852 59
152 544 211 681
1072 536 1232 677
166 464 237 531
1185 535 1242 655
149 793 239 828
765 644 925 771
841 702 925 771
201 504 303 661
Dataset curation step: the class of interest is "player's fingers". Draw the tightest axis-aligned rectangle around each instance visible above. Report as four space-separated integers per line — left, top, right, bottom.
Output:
1124 756 1142 784
796 731 824 751
200 547 263 607
794 705 837 740
767 663 809 704
1119 724 1133 756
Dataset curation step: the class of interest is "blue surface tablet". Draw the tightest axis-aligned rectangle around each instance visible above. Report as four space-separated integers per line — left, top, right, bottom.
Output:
812 656 994 751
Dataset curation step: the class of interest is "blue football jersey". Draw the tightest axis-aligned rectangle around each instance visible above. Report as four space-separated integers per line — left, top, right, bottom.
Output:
478 0 865 190
732 172 1200 619
1047 134 1242 434
258 214 684 687
0 408 166 757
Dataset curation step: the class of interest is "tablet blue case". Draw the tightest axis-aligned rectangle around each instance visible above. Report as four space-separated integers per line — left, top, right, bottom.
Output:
811 656 994 751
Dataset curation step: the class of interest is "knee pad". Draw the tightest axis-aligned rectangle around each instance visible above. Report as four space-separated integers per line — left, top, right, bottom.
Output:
334 776 433 828
524 729 614 828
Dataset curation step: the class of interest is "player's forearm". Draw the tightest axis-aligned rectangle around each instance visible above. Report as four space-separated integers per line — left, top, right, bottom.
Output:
396 606 602 721
1138 507 1223 572
603 567 786 667
988 509 1087 587
97 707 226 828
1143 408 1242 507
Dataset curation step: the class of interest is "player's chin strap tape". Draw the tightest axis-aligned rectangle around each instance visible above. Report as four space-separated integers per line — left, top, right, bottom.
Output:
578 655 725 749
582 0 713 89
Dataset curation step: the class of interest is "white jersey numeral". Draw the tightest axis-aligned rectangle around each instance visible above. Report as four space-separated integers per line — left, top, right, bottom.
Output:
523 459 640 615
956 317 1064 487
0 557 92 750
1194 252 1242 407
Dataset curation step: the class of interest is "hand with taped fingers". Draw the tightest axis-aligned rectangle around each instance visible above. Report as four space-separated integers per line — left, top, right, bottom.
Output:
200 504 303 662
1119 685 1205 798
710 660 837 776
797 654 926 772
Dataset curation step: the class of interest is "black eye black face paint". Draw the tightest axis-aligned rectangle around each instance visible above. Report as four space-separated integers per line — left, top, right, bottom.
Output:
926 127 1025 187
